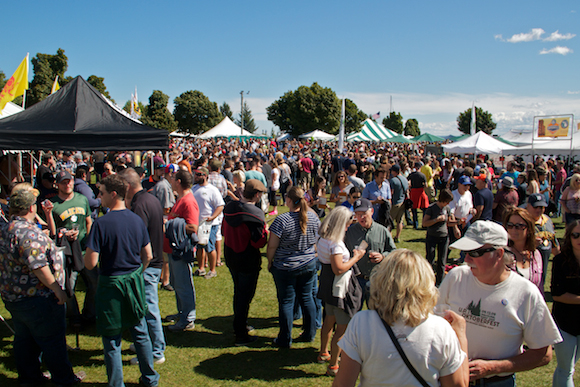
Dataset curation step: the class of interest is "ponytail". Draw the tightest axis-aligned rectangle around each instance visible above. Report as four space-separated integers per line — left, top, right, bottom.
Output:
287 186 308 234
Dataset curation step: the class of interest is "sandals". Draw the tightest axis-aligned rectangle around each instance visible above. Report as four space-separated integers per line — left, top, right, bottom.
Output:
317 352 331 363
326 365 339 376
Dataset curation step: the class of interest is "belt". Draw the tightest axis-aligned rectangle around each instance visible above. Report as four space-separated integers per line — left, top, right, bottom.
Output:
469 374 514 386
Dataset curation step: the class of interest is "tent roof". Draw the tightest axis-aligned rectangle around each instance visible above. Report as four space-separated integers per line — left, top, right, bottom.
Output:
198 116 253 138
0 101 24 119
347 119 414 143
502 136 580 156
413 133 445 142
298 129 336 140
0 76 168 151
442 131 516 155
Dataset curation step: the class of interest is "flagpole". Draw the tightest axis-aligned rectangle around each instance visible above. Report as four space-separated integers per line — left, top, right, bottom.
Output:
338 98 345 153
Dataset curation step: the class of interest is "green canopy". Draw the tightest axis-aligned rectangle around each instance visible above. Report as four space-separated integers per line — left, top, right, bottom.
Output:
412 133 445 142
494 136 517 147
449 134 470 142
388 135 415 144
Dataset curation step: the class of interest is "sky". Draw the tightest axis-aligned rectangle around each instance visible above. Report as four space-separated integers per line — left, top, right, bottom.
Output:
2 0 579 137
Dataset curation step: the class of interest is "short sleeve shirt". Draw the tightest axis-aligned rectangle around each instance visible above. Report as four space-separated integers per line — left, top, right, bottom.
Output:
270 211 320 270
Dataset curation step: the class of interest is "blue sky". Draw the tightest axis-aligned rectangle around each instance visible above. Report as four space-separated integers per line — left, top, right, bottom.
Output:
2 0 579 136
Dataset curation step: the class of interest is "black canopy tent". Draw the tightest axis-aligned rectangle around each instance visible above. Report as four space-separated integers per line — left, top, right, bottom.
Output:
0 76 168 151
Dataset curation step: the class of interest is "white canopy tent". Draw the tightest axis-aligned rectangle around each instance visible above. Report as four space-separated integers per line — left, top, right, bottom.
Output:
0 101 24 119
277 133 293 141
198 116 253 139
502 136 580 157
442 131 516 154
298 129 336 141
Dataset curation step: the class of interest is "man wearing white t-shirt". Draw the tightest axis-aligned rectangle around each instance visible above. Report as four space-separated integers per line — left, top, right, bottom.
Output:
191 167 224 279
448 175 475 262
439 221 562 386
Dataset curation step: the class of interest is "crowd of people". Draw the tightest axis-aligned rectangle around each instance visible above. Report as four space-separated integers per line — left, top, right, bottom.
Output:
0 136 579 386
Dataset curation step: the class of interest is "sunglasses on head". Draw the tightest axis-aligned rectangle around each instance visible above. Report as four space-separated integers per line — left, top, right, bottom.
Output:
506 222 527 230
466 247 497 257
571 232 580 240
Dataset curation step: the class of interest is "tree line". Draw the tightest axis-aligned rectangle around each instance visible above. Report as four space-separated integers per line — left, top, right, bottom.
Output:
1 49 496 137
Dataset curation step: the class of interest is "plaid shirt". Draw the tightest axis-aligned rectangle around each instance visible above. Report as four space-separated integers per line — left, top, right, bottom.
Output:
208 172 228 198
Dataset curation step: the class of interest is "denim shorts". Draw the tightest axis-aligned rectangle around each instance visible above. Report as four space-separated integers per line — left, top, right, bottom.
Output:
199 224 218 253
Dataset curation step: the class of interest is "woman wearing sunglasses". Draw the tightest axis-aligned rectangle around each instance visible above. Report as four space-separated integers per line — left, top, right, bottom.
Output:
502 207 543 291
551 220 580 386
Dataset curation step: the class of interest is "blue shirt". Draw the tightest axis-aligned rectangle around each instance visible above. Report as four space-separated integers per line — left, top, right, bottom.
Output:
363 180 392 220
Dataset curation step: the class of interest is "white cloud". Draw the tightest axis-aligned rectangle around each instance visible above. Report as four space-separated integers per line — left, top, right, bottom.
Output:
543 30 576 41
568 91 580 95
539 46 573 55
494 34 504 41
506 28 545 43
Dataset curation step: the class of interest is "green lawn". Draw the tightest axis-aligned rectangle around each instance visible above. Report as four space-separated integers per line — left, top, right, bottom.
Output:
0 208 577 386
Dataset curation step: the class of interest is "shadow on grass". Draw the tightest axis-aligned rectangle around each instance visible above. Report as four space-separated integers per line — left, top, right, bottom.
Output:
195 347 321 381
405 238 427 243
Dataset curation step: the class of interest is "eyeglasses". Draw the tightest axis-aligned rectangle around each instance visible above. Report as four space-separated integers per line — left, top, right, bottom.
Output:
195 173 206 176
466 247 497 257
506 222 527 230
571 232 580 240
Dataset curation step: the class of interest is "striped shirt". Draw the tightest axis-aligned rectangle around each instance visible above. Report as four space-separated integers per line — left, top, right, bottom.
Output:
270 210 320 271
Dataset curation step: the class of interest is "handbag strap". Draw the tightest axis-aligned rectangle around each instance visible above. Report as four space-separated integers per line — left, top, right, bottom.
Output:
396 175 410 199
378 311 431 387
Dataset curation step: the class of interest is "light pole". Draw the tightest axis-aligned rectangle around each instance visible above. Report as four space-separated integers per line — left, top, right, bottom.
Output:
240 90 249 135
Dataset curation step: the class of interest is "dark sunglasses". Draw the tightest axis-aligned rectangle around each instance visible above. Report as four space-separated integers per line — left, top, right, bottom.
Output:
466 247 497 257
571 232 580 240
351 195 361 199
195 173 206 176
506 222 527 230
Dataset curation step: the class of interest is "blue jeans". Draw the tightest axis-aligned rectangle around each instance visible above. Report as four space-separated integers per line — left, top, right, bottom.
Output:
228 267 259 338
271 259 318 346
5 296 78 386
102 317 159 387
292 260 323 329
553 329 580 387
471 375 515 386
169 256 196 327
143 267 165 359
357 276 371 309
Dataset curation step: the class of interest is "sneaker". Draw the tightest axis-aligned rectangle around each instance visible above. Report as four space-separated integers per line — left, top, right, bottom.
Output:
168 322 195 332
161 283 174 291
204 271 217 279
268 210 278 216
130 356 165 365
194 268 206 276
234 335 257 346
163 314 179 323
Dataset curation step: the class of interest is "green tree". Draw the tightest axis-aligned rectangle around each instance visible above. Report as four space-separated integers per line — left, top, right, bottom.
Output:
382 112 404 134
267 82 341 136
404 118 420 137
457 106 496 135
173 90 221 134
0 70 6 90
87 75 113 102
344 99 366 134
122 100 146 116
28 48 69 106
139 90 177 131
220 102 234 120
235 101 258 133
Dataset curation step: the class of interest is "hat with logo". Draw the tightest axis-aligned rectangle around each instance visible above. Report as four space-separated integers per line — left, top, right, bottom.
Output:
56 170 73 184
458 175 472 185
353 198 373 213
10 188 39 211
449 220 508 251
528 193 548 208
165 163 180 174
195 167 209 176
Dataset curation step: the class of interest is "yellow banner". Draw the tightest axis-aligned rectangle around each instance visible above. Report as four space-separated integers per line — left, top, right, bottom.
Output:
0 54 29 111
536 116 572 138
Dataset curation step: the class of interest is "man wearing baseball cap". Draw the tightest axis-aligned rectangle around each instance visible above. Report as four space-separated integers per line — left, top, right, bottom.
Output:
439 220 562 386
222 179 269 345
344 198 396 307
526 193 559 289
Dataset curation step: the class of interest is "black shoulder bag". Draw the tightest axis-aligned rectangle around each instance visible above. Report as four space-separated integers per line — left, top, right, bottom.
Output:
378 311 431 387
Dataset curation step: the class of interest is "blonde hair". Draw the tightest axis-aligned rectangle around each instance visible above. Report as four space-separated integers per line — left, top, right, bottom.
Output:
232 169 246 183
319 206 351 243
369 249 438 327
571 174 580 190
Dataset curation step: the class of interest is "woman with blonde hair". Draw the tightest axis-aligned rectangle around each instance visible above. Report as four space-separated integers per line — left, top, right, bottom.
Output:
561 173 580 225
267 186 321 347
334 249 469 387
317 206 365 376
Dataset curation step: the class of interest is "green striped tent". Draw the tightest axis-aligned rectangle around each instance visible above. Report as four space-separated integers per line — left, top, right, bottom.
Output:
347 119 406 142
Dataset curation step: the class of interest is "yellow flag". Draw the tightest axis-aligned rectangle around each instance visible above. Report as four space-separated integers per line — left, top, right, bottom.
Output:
50 75 60 94
0 54 29 111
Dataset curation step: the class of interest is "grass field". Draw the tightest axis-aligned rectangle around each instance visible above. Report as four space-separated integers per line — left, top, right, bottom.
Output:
0 207 577 386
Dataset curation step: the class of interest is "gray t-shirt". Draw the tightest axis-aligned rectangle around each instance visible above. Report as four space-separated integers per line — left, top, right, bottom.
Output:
389 175 409 205
425 202 450 238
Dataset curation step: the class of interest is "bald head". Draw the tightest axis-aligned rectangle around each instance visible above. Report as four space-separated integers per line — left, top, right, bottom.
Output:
119 168 143 190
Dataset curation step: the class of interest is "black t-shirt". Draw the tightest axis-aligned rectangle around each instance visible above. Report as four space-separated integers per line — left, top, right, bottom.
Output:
408 171 427 189
86 209 150 276
425 202 450 237
474 188 494 221
131 190 164 269
551 253 580 336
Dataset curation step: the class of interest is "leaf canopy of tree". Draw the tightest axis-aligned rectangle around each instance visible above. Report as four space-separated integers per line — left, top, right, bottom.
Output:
220 102 234 120
382 111 404 134
404 118 421 137
173 90 222 134
235 101 258 133
140 90 177 132
457 106 496 135
344 99 367 134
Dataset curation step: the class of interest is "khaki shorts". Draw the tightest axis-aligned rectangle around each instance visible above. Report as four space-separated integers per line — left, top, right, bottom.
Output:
425 185 435 202
390 202 406 224
325 304 351 325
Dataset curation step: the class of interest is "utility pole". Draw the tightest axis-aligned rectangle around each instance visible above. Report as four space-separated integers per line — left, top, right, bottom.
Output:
240 90 249 135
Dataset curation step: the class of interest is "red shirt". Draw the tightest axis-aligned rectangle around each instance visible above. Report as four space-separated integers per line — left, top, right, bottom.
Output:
163 191 199 253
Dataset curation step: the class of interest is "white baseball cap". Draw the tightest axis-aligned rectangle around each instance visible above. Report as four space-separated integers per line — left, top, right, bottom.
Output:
449 220 508 251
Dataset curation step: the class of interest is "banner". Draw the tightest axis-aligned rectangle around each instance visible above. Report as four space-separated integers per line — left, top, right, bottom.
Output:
50 76 60 94
535 116 573 138
0 54 29 111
